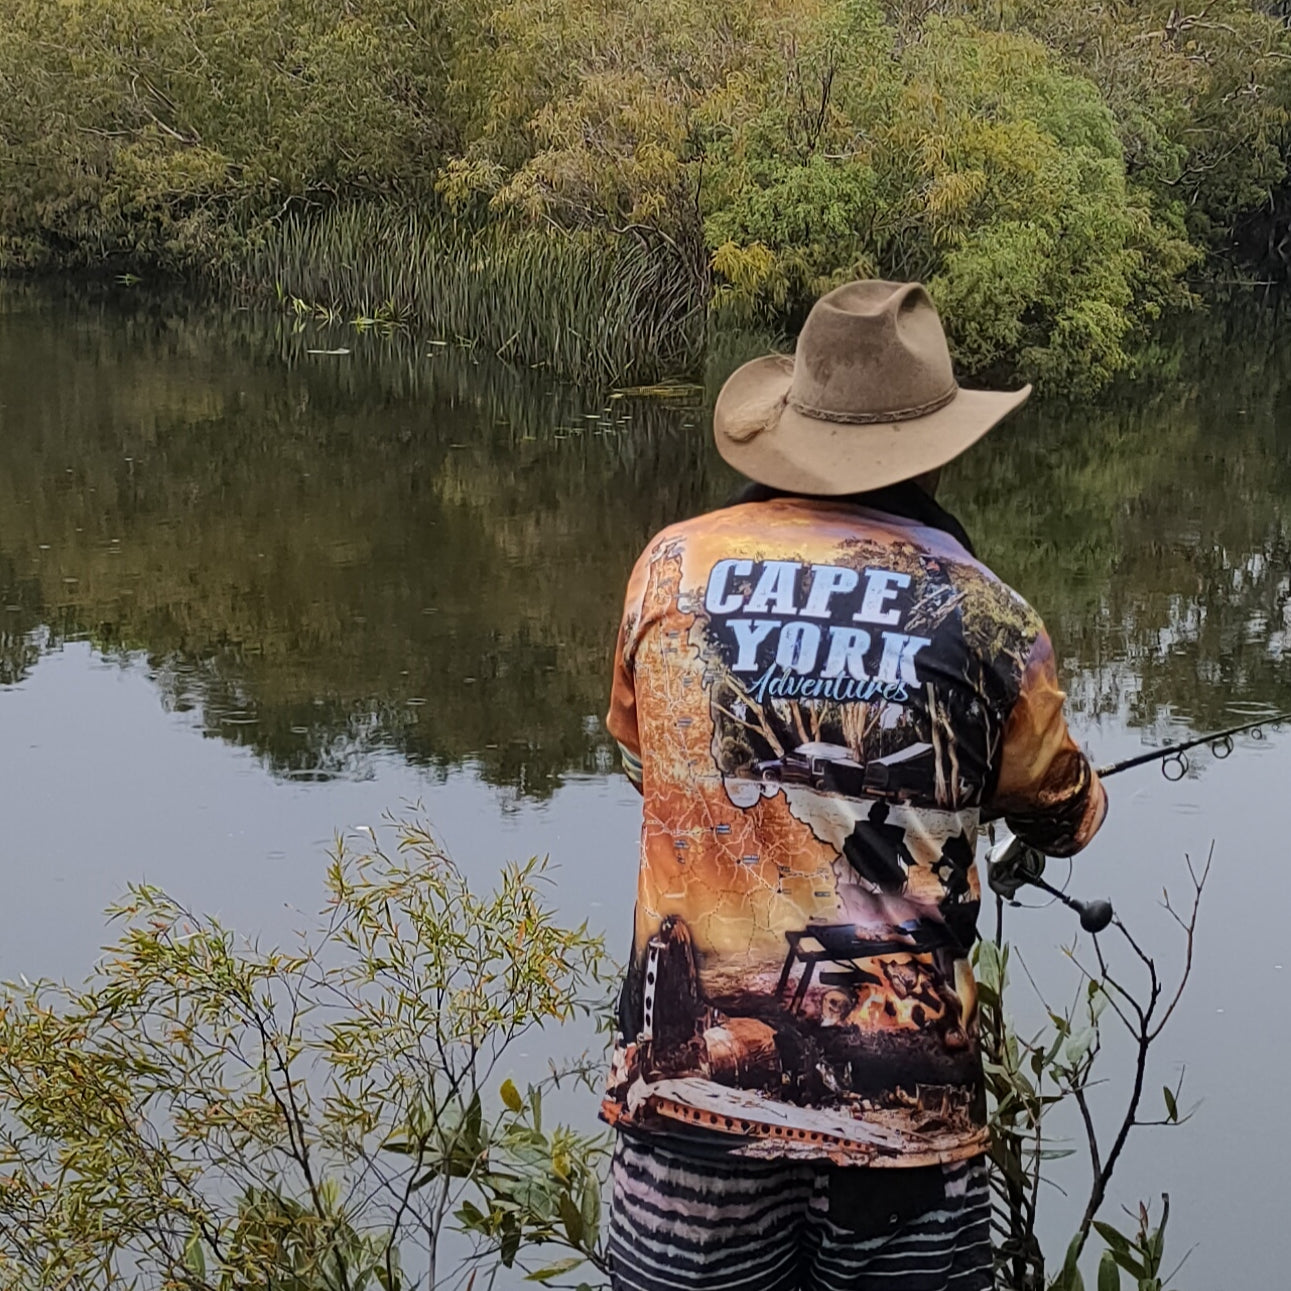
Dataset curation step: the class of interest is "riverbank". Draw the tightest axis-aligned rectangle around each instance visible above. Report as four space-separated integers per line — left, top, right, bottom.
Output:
2 1 1290 387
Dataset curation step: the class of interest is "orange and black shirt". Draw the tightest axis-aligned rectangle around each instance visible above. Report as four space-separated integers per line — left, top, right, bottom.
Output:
603 495 1106 1166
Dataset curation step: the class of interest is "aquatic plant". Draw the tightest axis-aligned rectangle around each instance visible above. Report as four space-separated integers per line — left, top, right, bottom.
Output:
244 207 705 382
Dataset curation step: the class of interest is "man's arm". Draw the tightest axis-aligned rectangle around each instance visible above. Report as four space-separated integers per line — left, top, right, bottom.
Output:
986 629 1106 856
607 642 644 795
605 553 650 795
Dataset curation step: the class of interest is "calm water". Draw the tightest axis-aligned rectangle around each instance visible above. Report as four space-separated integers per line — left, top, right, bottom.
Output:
2 285 1290 1287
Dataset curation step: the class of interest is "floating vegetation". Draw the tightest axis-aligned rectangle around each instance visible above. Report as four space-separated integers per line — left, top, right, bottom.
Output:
610 382 705 401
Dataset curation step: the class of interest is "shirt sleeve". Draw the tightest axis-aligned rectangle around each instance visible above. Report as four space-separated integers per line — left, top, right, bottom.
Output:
987 628 1107 856
606 547 652 793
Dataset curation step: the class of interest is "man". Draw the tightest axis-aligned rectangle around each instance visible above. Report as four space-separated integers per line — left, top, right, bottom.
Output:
602 281 1107 1291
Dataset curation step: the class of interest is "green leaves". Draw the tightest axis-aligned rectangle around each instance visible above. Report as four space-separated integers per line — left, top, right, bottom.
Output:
182 1229 206 1279
0 812 611 1290
1162 1085 1178 1123
1054 1232 1087 1291
454 1079 611 1282
1091 1197 1171 1290
525 1256 585 1283
979 905 1194 1291
500 1078 525 1113
1098 1248 1122 1291
0 0 459 272
2 0 1267 388
1093 1222 1146 1281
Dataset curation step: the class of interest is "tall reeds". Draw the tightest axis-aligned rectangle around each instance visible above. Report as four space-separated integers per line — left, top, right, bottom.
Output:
239 207 708 383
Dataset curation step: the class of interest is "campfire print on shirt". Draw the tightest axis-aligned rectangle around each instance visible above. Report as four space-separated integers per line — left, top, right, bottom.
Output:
603 499 1099 1165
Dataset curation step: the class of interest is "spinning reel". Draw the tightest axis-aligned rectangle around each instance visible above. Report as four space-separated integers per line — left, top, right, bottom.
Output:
986 828 1114 934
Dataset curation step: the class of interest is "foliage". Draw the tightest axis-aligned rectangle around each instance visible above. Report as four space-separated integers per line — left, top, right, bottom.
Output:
0 0 458 274
711 14 1199 389
249 208 705 380
3 0 1291 385
976 842 1209 1290
944 0 1291 247
447 0 1202 388
0 812 611 1289
0 749 1212 1290
452 1079 610 1284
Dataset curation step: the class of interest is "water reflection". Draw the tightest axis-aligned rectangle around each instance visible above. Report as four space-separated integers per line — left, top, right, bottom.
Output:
1 285 1288 1290
1 286 1288 794
0 287 732 794
949 298 1291 735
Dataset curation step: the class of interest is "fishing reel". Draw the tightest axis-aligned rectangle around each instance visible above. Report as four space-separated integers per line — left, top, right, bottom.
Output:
986 828 1114 934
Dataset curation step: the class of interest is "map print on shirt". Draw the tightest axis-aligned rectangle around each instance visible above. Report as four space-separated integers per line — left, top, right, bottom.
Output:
604 498 1105 1167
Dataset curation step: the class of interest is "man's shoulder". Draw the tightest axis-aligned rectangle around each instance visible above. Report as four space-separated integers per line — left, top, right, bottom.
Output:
949 550 1039 619
638 497 957 553
632 502 1043 630
626 505 755 568
635 501 769 546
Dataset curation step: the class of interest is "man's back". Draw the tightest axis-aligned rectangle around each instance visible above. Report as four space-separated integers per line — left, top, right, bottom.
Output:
604 494 1105 1166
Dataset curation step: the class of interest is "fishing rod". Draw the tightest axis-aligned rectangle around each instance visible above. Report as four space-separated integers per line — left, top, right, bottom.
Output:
1093 711 1291 782
989 710 1291 932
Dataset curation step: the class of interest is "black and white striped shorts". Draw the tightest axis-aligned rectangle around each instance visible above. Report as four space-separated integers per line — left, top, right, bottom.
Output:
608 1132 992 1291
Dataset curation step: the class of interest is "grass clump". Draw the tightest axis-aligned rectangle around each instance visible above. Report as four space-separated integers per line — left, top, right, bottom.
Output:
246 208 705 381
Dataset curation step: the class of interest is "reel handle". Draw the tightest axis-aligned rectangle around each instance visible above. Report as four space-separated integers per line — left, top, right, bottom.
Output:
1057 886 1113 933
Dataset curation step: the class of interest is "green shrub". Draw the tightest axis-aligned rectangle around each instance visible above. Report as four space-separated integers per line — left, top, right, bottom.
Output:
0 814 611 1289
0 0 456 272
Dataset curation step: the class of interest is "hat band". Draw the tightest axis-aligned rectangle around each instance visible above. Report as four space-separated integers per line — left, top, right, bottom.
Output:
787 382 958 426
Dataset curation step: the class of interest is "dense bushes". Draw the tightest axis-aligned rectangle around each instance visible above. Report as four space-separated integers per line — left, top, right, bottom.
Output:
0 0 455 268
2 0 1290 388
951 0 1291 245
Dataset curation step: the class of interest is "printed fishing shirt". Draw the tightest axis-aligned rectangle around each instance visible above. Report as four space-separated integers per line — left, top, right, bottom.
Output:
603 496 1106 1167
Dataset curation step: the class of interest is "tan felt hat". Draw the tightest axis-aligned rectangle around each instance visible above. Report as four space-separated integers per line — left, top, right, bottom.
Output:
713 280 1031 495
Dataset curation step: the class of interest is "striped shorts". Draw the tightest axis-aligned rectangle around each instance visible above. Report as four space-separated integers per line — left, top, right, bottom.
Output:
608 1132 992 1291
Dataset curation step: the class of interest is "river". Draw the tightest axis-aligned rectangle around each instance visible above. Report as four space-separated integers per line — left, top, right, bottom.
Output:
2 284 1289 1287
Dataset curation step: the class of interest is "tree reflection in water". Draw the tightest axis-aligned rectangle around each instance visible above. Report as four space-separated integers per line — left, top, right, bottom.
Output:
0 285 1287 795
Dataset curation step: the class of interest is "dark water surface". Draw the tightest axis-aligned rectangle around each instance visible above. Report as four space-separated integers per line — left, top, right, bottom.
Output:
2 286 1289 1287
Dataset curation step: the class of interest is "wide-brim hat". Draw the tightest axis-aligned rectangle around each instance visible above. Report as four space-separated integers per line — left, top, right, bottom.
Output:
714 280 1030 495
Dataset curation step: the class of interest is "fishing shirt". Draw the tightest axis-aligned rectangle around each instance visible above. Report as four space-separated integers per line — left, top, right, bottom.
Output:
603 496 1106 1167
